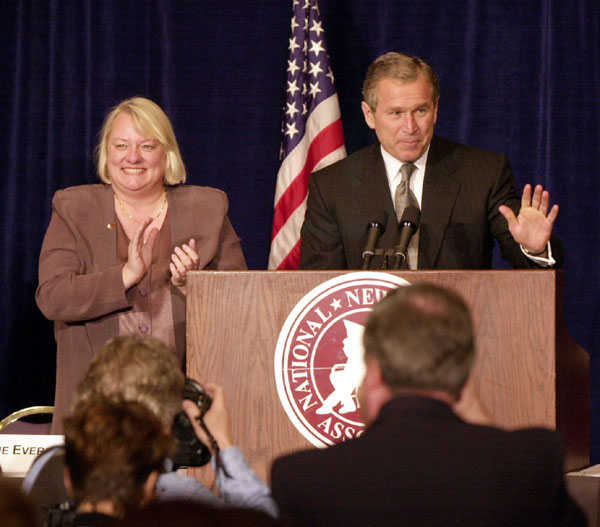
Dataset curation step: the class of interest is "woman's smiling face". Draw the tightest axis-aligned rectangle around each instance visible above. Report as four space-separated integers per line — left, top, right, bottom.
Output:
107 111 166 197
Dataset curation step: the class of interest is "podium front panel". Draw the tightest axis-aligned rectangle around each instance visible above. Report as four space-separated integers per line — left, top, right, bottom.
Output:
186 270 588 481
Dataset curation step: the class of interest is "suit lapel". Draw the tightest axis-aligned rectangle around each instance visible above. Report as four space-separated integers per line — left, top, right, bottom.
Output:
95 185 119 270
354 144 399 247
85 185 120 352
165 186 187 359
167 186 187 247
420 137 461 268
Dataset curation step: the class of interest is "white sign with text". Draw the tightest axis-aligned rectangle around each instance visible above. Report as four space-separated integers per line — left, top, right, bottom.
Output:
0 434 64 477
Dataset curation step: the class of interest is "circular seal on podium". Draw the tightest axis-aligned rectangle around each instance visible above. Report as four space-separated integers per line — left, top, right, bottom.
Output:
274 272 410 447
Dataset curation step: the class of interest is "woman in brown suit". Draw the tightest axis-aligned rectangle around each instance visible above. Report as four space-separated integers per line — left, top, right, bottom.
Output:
36 97 247 432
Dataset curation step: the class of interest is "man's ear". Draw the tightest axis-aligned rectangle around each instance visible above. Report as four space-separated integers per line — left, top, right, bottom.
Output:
140 470 159 507
363 355 385 390
361 101 376 129
359 356 390 424
63 466 74 499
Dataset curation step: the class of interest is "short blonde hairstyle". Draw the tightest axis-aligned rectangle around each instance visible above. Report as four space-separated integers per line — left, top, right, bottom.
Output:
95 96 186 185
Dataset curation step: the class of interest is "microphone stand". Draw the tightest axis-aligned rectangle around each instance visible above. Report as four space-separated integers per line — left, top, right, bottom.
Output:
392 251 407 269
361 219 386 270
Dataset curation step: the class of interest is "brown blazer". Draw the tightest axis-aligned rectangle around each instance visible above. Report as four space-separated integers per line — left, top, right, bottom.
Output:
36 184 247 432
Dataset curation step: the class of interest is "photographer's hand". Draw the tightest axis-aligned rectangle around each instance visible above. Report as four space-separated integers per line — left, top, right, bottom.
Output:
182 383 233 453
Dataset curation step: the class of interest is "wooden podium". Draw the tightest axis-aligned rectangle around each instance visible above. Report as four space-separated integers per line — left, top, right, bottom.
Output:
186 270 589 482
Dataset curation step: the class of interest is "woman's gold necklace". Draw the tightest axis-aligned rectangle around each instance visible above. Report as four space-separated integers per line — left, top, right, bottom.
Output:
114 191 167 224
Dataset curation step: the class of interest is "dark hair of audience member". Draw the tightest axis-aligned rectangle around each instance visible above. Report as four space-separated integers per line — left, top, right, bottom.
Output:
363 282 474 398
0 478 42 527
64 398 174 518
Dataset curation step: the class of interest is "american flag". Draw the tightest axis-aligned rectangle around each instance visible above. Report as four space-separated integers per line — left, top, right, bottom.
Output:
268 0 346 270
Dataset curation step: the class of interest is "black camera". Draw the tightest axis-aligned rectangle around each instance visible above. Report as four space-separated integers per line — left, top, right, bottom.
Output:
171 378 213 468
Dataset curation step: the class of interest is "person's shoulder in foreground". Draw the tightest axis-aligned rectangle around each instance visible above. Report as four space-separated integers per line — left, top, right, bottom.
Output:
271 406 584 527
120 499 283 527
271 282 583 527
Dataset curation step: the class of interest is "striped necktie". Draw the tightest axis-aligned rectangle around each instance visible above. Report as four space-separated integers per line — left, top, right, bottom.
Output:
393 163 419 268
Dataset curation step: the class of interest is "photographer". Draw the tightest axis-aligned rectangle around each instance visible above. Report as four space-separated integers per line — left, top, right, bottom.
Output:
62 399 173 525
22 335 277 519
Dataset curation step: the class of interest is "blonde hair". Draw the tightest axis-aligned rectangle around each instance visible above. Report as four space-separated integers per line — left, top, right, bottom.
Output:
95 96 186 185
72 334 185 428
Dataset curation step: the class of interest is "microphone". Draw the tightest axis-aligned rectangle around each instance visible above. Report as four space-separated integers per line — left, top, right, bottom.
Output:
392 205 420 269
361 212 388 270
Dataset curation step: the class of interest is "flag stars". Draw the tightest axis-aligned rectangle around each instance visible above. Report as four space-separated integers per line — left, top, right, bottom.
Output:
309 39 325 56
309 81 321 97
287 58 300 76
273 1 345 270
287 79 300 96
286 101 299 118
310 20 324 36
290 16 299 32
285 122 299 139
309 61 323 77
288 36 300 53
327 66 335 83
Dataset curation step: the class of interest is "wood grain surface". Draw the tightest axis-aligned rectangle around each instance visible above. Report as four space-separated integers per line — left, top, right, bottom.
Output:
186 270 589 484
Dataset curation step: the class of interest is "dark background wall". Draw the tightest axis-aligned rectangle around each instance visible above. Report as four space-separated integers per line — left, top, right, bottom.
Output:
1 0 599 459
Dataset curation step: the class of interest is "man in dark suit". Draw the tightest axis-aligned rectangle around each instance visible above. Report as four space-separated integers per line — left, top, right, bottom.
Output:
299 52 561 270
271 283 584 527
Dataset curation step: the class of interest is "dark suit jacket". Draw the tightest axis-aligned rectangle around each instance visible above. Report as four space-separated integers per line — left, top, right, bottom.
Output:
36 184 246 432
299 136 563 269
271 396 585 527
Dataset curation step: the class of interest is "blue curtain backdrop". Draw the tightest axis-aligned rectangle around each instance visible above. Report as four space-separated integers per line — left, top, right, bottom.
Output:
1 0 599 458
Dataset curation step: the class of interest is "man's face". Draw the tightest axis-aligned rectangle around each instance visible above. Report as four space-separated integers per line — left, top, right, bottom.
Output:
361 73 438 162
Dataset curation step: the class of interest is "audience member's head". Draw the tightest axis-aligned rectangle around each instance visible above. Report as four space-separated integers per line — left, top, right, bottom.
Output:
360 283 474 422
0 478 42 527
64 398 174 518
72 334 185 428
